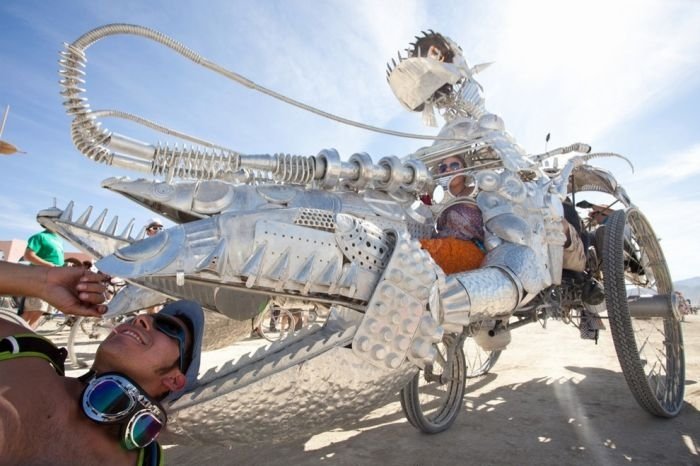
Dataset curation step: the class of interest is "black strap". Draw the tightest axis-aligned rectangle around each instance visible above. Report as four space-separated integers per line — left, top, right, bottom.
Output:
0 334 67 375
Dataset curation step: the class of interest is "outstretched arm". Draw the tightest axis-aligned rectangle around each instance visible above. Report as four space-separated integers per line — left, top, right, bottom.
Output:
0 261 109 316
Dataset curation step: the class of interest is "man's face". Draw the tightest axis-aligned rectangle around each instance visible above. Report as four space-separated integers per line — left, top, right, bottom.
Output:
439 156 467 195
146 223 163 237
95 314 192 397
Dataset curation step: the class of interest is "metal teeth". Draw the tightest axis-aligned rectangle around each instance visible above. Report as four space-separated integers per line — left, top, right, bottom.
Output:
59 201 74 221
51 201 141 245
105 216 119 236
90 209 108 230
75 206 93 225
119 218 135 239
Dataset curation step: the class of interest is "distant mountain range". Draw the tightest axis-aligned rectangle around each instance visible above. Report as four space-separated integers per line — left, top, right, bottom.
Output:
674 276 700 306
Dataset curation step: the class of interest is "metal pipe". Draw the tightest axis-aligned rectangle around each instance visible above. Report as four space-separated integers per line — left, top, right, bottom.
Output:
627 294 677 319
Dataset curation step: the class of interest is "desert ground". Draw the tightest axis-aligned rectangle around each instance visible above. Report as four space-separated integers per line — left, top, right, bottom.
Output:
60 314 699 466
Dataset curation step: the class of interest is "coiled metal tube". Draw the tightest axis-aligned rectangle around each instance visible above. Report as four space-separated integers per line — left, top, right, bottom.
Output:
272 153 316 184
152 143 241 181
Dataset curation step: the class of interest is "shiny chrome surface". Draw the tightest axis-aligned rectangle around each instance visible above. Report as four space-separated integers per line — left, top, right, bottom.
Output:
44 25 643 445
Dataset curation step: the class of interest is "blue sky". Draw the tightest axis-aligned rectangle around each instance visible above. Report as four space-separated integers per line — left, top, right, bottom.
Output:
1 0 699 280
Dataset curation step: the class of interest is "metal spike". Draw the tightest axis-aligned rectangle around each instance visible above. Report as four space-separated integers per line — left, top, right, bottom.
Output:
292 253 316 285
241 243 267 283
421 30 429 37
59 201 74 222
119 218 135 239
75 206 93 226
320 261 339 289
135 226 147 241
90 209 108 230
397 51 402 62
391 58 397 67
105 216 119 236
387 63 392 73
266 249 290 282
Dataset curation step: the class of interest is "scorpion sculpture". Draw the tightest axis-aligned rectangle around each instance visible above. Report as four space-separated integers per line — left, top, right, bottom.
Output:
40 25 685 444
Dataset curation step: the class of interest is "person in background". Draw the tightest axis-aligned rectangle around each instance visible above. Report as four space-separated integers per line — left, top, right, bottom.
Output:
419 154 486 274
64 257 83 268
145 218 164 237
22 227 65 328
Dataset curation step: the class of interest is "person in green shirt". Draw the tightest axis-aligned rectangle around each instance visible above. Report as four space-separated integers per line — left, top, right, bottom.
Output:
22 228 65 328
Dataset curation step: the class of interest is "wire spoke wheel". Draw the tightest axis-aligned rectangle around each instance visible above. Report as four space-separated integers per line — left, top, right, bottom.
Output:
36 310 72 336
400 334 466 433
463 338 501 378
463 321 501 378
257 306 296 342
603 209 685 417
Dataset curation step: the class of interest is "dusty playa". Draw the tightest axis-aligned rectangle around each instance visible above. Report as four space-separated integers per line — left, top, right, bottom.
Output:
163 315 700 466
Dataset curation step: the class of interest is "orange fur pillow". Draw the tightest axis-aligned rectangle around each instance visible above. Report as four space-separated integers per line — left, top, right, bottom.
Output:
419 237 485 274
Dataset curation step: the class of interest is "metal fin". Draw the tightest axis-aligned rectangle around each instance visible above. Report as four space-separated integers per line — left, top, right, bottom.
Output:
266 249 289 279
242 243 267 286
105 216 119 236
59 201 74 222
75 206 93 225
90 209 108 230
119 218 135 239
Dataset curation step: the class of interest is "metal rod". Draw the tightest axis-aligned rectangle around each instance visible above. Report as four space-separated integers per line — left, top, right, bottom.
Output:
627 294 675 319
0 105 9 138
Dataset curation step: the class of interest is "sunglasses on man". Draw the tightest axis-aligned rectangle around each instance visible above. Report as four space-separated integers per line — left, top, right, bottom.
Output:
152 314 189 374
437 161 464 173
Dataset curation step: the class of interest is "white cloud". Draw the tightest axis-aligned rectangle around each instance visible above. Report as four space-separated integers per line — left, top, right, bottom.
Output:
472 0 700 150
631 143 700 184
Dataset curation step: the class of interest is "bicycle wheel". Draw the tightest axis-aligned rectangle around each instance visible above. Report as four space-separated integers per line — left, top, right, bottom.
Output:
400 334 466 433
463 337 501 378
36 311 70 336
257 307 296 342
602 209 684 417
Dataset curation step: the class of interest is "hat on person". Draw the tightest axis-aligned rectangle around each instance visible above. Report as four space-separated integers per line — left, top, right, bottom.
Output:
146 217 163 229
159 300 205 402
575 200 613 212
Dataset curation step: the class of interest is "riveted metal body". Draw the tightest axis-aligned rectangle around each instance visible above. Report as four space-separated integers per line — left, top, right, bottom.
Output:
43 24 642 445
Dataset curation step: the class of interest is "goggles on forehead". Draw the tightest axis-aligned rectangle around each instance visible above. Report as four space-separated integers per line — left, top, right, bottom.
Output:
437 161 464 173
81 372 167 450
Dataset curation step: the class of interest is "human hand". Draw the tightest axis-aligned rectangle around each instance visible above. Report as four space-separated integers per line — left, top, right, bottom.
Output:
41 267 110 316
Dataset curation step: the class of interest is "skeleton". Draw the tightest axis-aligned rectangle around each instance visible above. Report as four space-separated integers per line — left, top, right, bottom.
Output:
43 26 637 444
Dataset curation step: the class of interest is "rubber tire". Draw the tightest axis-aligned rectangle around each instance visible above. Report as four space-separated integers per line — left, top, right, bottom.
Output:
603 208 685 417
400 335 467 434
